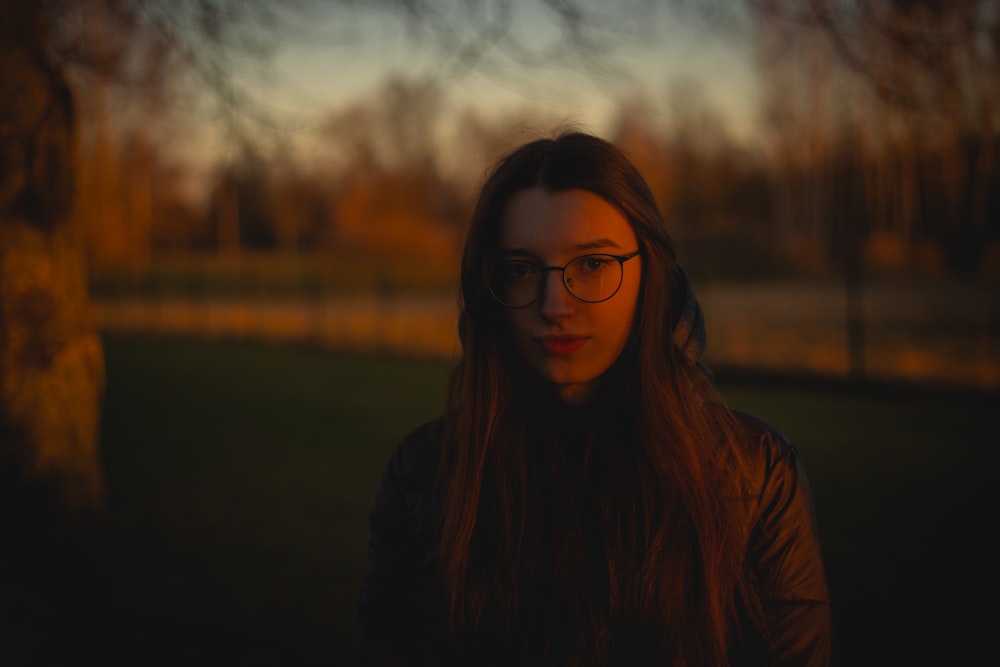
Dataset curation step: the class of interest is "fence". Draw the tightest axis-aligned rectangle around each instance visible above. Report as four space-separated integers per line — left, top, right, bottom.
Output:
91 280 1000 389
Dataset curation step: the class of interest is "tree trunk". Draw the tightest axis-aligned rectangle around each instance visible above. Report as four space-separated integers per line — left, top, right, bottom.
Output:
0 3 105 517
1 4 110 660
844 247 866 381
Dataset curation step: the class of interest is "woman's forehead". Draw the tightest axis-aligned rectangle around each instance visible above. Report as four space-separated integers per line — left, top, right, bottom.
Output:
499 187 636 254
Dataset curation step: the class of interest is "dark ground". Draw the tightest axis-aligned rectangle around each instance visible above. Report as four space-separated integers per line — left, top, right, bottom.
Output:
3 336 997 666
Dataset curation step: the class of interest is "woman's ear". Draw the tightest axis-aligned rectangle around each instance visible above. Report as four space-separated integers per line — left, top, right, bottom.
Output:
670 266 712 380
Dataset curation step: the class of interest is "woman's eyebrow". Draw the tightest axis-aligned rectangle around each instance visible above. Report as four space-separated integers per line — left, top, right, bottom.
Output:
499 238 624 258
497 247 540 259
574 238 623 251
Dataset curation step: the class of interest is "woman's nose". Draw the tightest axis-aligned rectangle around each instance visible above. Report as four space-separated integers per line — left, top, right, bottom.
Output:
539 271 575 319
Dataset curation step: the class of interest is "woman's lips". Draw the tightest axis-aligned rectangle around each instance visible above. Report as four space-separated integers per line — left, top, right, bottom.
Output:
539 335 587 355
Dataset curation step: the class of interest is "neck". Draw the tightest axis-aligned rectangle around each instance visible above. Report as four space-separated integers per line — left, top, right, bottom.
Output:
557 380 598 406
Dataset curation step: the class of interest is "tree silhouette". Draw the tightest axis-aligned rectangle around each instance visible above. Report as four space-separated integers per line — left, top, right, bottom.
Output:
6 0 995 529
1 3 105 512
0 0 626 524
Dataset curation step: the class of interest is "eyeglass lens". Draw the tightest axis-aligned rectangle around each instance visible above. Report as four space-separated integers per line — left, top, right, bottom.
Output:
492 254 625 307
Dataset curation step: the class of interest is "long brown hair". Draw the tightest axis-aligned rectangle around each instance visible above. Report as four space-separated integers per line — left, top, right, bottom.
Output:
440 131 763 665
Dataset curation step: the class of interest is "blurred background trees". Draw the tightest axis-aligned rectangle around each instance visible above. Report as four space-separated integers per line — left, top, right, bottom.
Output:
71 0 1000 283
753 0 1000 375
1 2 105 522
4 0 998 519
2 2 996 661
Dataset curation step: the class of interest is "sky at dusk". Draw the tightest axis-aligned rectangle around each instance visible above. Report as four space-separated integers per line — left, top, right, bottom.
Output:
200 1 765 166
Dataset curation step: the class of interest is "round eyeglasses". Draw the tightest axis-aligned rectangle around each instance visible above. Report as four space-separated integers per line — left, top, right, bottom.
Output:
489 250 641 308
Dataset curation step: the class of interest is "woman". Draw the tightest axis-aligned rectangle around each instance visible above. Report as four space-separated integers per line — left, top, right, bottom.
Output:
357 131 832 666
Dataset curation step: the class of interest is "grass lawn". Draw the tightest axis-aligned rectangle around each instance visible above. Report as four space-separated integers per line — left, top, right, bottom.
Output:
83 334 998 665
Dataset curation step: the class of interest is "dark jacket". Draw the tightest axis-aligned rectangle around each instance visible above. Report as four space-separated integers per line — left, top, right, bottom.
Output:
357 411 832 666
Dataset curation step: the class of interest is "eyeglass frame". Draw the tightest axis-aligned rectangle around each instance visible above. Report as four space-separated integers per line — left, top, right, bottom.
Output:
488 249 642 308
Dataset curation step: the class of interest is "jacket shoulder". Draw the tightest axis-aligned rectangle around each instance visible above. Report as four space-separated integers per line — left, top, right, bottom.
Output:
730 410 832 664
389 416 445 493
730 409 802 478
359 417 446 664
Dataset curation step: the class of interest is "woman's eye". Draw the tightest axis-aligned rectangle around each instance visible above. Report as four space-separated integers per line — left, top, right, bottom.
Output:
581 256 609 272
504 262 538 283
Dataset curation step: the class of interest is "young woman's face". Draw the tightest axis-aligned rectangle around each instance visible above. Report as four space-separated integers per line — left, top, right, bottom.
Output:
498 187 642 405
